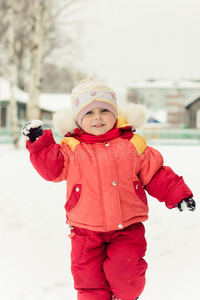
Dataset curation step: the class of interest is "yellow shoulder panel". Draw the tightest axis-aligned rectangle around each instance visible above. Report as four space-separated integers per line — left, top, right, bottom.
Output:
130 134 147 156
117 117 129 128
60 137 80 152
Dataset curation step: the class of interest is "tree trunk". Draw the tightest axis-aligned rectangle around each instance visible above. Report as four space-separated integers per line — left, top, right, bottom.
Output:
7 0 20 148
26 0 45 120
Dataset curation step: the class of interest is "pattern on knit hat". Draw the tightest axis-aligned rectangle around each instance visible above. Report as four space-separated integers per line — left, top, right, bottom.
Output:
71 79 118 127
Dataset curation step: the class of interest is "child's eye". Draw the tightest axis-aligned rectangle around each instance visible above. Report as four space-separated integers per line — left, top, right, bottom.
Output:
86 111 92 115
101 109 109 113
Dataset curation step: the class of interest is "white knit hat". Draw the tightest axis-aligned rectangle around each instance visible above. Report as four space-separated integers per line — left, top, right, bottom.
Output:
71 79 118 127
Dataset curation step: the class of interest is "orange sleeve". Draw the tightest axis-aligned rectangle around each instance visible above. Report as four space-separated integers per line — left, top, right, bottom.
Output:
53 144 72 182
138 146 164 186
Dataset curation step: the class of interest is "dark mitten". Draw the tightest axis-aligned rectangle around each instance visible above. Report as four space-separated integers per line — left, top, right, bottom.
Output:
177 197 196 212
21 120 44 142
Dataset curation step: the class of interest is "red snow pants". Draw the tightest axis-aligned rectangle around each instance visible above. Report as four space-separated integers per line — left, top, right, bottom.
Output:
69 222 147 300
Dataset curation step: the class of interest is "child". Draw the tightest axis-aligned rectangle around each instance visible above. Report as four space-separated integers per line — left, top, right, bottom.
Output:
22 79 196 300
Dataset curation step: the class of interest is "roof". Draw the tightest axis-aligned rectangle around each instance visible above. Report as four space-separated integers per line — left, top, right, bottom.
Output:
0 77 71 112
39 93 71 112
0 77 28 102
127 79 200 89
185 93 200 108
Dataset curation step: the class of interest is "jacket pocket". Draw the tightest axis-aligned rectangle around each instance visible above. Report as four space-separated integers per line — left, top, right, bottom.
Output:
133 181 147 205
65 184 82 213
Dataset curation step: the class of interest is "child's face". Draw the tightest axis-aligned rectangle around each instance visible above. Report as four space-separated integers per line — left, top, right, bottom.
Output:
81 107 115 135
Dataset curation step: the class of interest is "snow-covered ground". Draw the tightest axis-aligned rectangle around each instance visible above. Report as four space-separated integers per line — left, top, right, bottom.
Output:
0 141 199 300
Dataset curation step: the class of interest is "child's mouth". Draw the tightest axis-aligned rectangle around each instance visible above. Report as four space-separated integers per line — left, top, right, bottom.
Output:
93 124 105 128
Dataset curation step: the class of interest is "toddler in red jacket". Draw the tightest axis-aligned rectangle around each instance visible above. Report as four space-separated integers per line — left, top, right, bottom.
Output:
22 79 196 300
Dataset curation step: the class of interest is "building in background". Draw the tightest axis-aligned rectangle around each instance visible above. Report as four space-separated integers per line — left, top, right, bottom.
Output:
0 77 28 130
0 77 70 132
185 94 200 129
127 79 200 128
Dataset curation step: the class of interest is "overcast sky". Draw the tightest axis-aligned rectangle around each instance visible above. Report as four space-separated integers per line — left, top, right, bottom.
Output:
70 0 200 93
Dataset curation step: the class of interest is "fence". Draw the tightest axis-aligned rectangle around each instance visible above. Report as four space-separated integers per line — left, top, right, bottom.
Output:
139 128 200 145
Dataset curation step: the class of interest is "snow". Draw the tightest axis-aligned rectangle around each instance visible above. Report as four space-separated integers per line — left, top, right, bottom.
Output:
0 142 200 300
127 79 200 89
0 77 28 103
39 93 71 112
21 120 44 135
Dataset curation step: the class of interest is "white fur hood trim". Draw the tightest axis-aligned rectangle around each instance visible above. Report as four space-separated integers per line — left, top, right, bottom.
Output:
53 103 148 136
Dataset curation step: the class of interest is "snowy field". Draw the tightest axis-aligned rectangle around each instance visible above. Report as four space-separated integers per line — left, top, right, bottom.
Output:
0 141 200 300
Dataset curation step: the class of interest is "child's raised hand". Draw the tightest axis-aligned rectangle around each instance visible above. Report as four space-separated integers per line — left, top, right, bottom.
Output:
21 120 44 142
177 197 196 212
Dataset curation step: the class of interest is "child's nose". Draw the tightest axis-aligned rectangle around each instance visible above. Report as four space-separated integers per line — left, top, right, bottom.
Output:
94 113 103 120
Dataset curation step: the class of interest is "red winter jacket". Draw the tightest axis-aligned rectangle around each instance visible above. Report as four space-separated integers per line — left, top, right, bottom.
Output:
26 126 192 232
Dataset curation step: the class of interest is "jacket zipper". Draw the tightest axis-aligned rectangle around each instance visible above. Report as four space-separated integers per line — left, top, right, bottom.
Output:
92 144 107 232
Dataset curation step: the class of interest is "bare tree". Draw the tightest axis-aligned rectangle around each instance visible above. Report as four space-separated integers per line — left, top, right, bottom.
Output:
26 0 47 120
7 0 20 148
0 0 85 132
26 0 85 120
0 1 8 75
